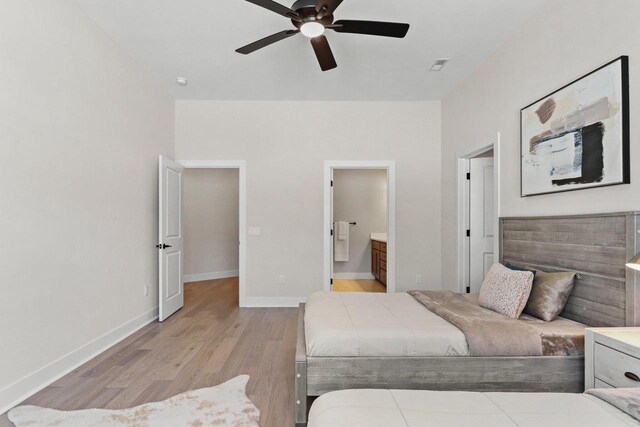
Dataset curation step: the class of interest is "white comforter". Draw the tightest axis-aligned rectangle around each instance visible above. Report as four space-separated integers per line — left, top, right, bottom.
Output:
308 389 640 427
305 292 469 357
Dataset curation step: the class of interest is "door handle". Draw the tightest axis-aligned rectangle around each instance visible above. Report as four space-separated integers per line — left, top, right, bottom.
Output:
156 244 173 249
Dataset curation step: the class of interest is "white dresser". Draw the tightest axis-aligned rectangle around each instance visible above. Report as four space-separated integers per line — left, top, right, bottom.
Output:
585 328 640 390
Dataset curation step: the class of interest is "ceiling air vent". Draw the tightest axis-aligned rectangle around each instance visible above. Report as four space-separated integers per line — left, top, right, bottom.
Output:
429 58 451 72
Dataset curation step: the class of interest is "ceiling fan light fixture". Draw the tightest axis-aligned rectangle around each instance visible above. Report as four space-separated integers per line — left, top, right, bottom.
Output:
300 21 325 38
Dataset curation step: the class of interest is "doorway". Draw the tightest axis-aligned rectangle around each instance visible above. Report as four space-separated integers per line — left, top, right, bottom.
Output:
324 161 396 294
183 168 239 285
158 158 247 322
180 161 247 309
455 137 500 294
333 169 388 293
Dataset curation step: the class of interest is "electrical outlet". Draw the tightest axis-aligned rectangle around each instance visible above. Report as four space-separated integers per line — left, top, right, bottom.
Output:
144 285 149 296
416 274 423 285
279 275 286 285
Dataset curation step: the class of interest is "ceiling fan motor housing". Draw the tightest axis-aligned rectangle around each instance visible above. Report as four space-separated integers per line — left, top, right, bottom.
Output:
291 0 334 28
291 0 322 11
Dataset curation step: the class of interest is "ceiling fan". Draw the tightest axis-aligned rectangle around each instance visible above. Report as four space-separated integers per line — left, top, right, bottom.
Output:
236 0 410 71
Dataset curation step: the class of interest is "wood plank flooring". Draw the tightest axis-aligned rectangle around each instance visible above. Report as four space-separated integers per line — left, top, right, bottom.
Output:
333 279 386 293
0 278 298 427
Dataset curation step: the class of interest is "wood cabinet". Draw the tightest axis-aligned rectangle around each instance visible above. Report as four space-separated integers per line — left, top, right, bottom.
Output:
371 240 387 286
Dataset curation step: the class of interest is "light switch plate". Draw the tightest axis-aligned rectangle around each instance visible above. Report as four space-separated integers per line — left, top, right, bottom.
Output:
248 227 261 236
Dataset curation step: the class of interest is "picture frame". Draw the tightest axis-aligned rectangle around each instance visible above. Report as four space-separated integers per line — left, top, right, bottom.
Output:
520 56 630 197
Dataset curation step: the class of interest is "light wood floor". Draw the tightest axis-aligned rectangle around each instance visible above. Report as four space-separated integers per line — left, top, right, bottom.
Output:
333 279 386 293
0 278 298 427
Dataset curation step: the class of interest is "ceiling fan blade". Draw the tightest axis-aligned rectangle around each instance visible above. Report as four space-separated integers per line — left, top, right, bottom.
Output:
236 29 299 55
310 35 337 71
244 0 301 20
316 0 343 18
331 20 410 38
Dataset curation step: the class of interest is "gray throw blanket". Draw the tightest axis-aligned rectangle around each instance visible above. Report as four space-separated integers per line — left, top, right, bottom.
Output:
408 290 543 357
586 388 640 421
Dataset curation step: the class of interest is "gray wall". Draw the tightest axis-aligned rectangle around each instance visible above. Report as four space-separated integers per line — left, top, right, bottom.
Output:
441 0 640 291
0 0 174 402
333 169 388 276
184 168 239 279
175 101 442 302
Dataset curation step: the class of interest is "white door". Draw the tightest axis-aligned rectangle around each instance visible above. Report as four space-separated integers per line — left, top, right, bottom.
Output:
329 168 334 291
469 157 495 293
158 156 184 322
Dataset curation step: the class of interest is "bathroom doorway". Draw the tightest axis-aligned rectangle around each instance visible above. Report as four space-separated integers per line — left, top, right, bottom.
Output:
324 161 396 293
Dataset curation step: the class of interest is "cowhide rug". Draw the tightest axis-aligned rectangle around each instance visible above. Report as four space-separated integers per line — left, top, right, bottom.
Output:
8 375 259 427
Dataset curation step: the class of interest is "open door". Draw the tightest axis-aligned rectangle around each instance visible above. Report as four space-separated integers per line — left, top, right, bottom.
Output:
329 168 334 291
469 156 495 293
158 156 184 322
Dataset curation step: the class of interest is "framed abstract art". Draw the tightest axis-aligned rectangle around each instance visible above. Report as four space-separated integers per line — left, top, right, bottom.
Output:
521 56 630 197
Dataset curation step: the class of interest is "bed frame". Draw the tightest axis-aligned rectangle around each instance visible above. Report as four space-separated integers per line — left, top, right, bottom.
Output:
294 212 640 425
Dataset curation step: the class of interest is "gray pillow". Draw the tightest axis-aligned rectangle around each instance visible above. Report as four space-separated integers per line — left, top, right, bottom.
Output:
505 263 536 278
523 269 576 321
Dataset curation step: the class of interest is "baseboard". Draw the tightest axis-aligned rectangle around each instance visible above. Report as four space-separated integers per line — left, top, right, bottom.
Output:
0 307 158 415
243 297 307 308
184 270 239 283
334 273 375 280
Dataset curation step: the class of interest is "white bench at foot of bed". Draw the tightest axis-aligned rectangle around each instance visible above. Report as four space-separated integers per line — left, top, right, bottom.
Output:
308 389 639 427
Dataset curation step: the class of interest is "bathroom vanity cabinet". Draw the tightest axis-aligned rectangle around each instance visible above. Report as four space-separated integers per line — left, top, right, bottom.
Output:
371 239 387 286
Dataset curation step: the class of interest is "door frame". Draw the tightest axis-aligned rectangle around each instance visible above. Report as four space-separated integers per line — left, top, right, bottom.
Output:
323 160 396 293
455 134 501 294
177 160 247 307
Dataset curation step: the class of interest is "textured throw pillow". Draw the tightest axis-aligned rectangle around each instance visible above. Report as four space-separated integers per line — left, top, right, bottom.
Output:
479 263 534 319
523 269 576 321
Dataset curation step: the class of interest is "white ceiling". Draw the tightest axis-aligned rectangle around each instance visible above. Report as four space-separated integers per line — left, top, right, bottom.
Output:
74 0 551 100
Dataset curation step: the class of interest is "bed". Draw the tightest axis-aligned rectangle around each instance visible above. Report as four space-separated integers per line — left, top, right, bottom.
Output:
304 291 586 358
307 388 640 426
294 212 640 426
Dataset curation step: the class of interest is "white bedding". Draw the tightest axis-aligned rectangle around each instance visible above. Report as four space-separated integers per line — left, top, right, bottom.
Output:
305 292 469 357
308 389 640 427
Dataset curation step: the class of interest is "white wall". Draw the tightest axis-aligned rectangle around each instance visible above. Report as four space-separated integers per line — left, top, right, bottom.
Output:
0 0 174 409
441 0 640 290
176 101 442 301
333 169 388 276
184 169 239 280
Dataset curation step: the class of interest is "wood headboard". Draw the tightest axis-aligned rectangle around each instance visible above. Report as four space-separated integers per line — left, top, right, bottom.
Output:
499 212 640 327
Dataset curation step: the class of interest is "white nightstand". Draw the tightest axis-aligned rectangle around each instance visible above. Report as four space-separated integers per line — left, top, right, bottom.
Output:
585 328 640 390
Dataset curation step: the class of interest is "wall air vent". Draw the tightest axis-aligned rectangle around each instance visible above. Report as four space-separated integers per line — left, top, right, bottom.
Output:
429 58 451 72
